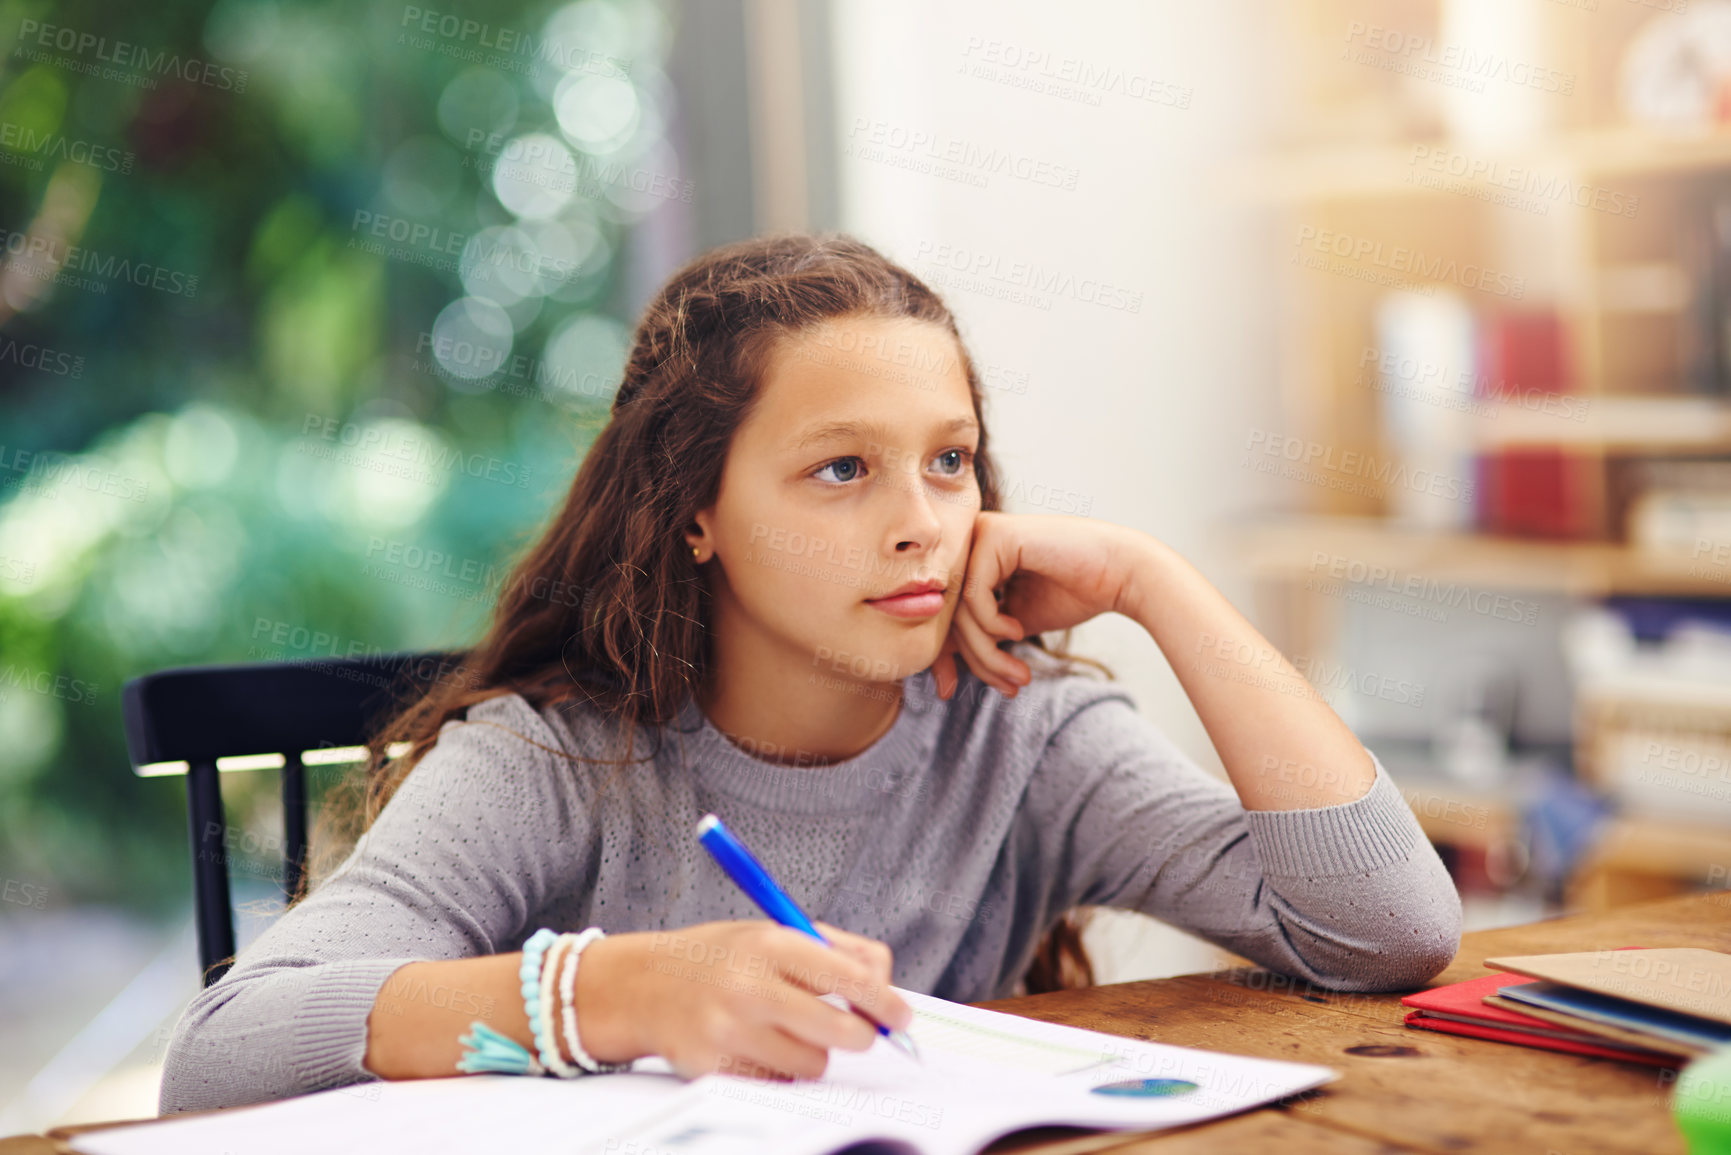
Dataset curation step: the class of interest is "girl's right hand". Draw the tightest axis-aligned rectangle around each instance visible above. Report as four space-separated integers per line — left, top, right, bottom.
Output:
579 919 914 1081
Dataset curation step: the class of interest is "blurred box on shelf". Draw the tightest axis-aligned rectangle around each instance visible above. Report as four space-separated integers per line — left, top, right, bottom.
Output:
1572 599 1731 824
1580 697 1731 826
1617 458 1731 552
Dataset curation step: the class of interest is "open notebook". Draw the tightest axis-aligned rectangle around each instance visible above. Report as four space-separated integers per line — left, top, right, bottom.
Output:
74 989 1339 1155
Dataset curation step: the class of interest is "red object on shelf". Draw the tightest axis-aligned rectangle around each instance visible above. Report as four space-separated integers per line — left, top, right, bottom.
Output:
1478 312 1570 398
1473 312 1596 538
1475 448 1597 539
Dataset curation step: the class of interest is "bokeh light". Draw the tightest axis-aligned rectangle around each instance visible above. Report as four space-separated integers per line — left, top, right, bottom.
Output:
430 296 516 382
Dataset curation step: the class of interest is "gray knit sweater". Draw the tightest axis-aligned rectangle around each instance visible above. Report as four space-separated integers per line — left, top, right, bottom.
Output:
158 647 1461 1113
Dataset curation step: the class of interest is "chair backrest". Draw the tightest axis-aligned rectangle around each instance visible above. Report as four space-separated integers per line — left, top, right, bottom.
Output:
121 651 462 987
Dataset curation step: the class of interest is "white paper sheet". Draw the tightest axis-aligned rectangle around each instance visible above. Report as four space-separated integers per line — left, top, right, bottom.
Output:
71 988 1337 1155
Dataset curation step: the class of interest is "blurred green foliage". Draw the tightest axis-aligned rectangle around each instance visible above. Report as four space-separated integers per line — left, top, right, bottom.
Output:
0 0 672 915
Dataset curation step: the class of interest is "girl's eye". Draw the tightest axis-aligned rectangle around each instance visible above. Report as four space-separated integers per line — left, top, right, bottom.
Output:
813 456 866 484
935 448 973 476
810 448 975 485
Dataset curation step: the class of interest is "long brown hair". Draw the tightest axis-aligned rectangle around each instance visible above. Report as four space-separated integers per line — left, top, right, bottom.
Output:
307 232 1109 995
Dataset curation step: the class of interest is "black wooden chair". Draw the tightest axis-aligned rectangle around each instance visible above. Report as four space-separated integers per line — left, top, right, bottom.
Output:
121 651 461 987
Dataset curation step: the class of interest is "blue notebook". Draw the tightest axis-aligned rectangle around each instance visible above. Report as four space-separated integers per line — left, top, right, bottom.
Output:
1497 981 1731 1053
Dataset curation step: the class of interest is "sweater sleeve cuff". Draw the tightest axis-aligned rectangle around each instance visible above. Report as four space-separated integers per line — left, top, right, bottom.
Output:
1240 750 1420 877
290 957 427 1091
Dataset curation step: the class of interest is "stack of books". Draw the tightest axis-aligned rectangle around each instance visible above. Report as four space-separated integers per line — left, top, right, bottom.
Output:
1618 457 1731 553
1402 947 1731 1065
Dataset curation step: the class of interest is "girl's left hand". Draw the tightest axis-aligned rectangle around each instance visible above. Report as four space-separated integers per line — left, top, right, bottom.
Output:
930 512 1147 700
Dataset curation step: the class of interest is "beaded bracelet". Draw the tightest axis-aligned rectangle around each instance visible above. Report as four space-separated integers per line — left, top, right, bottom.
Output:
559 927 629 1073
454 926 624 1077
526 928 581 1080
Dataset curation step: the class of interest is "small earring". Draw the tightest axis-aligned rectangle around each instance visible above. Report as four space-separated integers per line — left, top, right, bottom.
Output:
692 545 702 561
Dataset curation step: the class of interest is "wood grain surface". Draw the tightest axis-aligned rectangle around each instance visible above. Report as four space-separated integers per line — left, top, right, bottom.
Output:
22 892 1729 1154
974 891 1731 1153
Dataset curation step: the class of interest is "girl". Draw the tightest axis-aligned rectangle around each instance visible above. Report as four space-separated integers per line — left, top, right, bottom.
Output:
159 233 1460 1113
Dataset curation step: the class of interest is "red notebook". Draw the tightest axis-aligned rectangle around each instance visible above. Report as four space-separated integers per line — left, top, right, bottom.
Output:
1401 971 1680 1067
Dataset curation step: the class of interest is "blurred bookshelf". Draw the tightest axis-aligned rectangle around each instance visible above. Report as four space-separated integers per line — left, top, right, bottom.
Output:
1229 514 1731 599
1233 0 1731 920
1231 126 1731 204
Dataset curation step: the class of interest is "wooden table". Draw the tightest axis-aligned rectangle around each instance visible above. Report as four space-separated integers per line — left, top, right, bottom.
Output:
8 891 1724 1155
973 890 1724 1154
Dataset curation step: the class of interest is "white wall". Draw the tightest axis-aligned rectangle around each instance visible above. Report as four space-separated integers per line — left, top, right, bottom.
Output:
829 0 1286 980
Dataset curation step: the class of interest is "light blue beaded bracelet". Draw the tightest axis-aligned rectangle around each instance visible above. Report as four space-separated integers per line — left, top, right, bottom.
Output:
455 927 562 1077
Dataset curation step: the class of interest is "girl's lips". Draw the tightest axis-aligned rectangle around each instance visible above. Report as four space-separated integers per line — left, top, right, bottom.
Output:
865 590 946 618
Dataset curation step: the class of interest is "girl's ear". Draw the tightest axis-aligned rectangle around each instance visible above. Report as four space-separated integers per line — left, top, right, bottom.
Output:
684 509 715 559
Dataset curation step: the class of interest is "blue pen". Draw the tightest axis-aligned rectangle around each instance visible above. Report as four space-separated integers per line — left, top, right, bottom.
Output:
696 812 920 1062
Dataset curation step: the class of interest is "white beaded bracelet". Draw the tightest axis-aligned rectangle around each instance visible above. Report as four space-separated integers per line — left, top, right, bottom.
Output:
536 934 580 1078
559 927 629 1074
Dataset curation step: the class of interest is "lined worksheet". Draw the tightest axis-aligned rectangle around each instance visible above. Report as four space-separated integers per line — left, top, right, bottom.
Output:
71 989 1338 1155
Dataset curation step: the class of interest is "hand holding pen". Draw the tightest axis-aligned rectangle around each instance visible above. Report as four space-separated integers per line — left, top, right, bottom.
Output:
575 817 917 1082
697 813 922 1063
